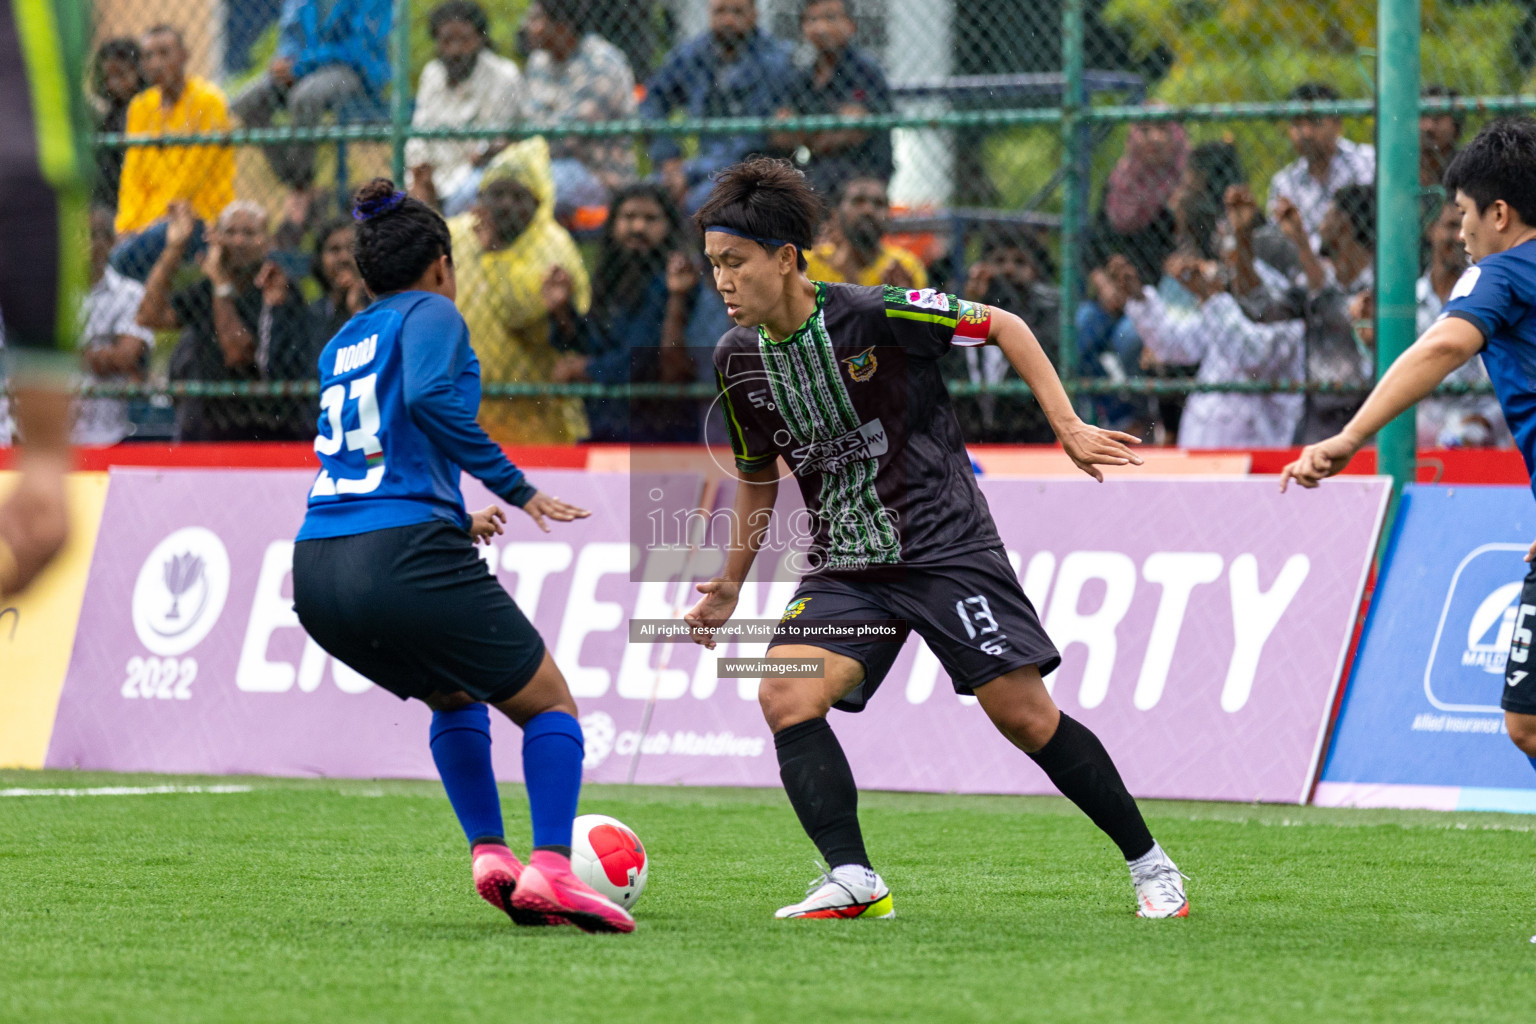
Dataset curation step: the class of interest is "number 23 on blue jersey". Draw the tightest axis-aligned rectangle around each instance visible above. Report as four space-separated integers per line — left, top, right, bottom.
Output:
311 332 387 497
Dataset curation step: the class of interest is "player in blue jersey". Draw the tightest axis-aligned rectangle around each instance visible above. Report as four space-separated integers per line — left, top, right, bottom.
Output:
291 178 634 933
1283 117 1536 773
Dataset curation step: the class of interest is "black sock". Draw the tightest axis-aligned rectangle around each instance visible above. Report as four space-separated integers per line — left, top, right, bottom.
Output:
1028 713 1155 861
774 718 871 869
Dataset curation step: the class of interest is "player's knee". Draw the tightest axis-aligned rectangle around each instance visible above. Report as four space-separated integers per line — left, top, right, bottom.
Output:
758 677 829 733
1506 712 1536 756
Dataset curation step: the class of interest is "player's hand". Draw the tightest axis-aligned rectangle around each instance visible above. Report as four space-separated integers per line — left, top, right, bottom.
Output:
1058 418 1143 482
683 578 741 649
468 505 506 545
1279 433 1360 492
521 491 590 532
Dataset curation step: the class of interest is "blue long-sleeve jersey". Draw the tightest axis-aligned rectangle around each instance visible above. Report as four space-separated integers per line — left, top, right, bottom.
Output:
297 291 536 541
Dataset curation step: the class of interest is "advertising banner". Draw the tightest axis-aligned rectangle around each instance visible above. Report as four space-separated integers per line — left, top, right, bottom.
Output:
48 470 1387 804
1317 485 1536 813
0 473 109 768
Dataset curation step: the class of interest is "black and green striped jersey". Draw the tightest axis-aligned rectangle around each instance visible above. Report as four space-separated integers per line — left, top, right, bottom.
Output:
713 281 1001 574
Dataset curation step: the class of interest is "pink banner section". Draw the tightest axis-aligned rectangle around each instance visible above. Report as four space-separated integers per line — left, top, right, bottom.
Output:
48 470 1388 803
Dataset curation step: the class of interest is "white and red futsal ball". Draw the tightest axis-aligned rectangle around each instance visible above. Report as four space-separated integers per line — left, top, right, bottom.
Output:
570 814 648 911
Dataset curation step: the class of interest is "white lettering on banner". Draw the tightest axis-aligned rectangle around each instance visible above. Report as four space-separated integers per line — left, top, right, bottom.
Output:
905 639 940 704
1043 551 1137 709
501 542 574 620
237 542 301 693
235 541 372 695
1135 553 1225 710
618 555 692 700
554 543 631 697
1224 554 1310 712
611 729 766 758
689 556 794 701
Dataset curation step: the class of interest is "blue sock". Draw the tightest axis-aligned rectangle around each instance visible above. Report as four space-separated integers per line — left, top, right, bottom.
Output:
522 711 584 851
429 705 504 848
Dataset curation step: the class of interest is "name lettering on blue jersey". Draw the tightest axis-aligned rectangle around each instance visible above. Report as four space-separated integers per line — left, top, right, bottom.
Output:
333 334 378 376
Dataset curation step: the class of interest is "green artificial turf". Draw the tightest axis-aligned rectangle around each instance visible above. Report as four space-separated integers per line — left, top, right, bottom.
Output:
0 769 1532 1023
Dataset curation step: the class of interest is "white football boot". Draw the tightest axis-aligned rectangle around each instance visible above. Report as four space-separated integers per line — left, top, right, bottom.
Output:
1129 843 1189 918
775 864 895 919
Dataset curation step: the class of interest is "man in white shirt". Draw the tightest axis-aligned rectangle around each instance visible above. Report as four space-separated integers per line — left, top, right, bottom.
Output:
1267 82 1375 248
521 0 639 217
77 206 155 446
407 1 526 216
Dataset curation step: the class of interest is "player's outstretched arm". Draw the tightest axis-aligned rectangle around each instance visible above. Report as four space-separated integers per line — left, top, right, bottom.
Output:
987 307 1143 482
1280 316 1485 491
684 463 779 649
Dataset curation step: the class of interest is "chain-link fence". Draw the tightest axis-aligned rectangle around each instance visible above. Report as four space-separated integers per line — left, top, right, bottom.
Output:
5 0 1523 452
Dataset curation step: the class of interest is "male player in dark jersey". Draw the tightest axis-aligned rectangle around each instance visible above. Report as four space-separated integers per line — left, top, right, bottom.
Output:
1283 117 1536 775
683 157 1190 919
0 0 88 598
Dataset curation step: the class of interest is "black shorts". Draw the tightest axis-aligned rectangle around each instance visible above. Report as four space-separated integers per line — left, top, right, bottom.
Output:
293 520 545 704
768 547 1061 712
1504 565 1536 715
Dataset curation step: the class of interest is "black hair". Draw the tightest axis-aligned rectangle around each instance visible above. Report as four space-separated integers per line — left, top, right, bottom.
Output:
430 0 490 40
310 217 355 292
694 156 823 270
1332 184 1376 249
977 223 1055 282
833 173 889 206
91 37 143 100
800 0 850 21
1188 142 1245 209
1422 84 1464 136
539 0 589 31
1443 117 1536 225
144 24 185 49
351 178 452 294
1289 81 1340 105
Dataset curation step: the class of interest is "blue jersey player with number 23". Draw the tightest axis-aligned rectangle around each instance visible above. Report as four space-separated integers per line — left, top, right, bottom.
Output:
291 178 635 934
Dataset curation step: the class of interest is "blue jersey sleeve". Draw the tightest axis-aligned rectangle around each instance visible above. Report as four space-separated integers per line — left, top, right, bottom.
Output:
1442 260 1526 343
399 296 538 507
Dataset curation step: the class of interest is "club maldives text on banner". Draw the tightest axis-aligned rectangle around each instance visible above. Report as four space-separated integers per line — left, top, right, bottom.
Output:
46 469 1388 804
1318 485 1536 813
0 473 109 768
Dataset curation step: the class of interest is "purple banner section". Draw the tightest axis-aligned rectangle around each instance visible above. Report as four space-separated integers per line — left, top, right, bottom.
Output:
49 470 1387 804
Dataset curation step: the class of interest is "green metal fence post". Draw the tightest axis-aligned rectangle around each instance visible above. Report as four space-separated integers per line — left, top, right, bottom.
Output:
1059 0 1085 413
390 0 411 185
1376 0 1420 496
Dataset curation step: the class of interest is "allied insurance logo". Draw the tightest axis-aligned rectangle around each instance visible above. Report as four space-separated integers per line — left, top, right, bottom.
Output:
131 527 232 657
1424 543 1530 713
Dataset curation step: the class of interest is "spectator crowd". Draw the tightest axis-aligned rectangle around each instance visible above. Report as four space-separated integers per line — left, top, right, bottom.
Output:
0 0 1507 453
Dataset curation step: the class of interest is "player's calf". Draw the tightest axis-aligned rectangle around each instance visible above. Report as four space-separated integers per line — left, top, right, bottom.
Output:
1505 711 1536 758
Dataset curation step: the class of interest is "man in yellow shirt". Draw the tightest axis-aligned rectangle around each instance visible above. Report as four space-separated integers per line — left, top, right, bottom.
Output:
109 25 235 281
449 137 592 445
805 175 928 289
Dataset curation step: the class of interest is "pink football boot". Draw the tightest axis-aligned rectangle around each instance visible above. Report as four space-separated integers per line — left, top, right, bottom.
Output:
511 850 636 933
472 843 561 926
